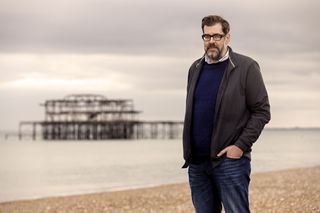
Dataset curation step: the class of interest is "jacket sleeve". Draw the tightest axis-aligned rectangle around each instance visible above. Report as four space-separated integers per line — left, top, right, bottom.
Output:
234 61 271 152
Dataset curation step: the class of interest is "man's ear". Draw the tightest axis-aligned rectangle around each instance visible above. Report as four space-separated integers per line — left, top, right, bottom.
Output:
225 33 231 45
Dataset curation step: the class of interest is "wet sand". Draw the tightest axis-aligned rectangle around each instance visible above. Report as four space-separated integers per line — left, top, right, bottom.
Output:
1 166 319 213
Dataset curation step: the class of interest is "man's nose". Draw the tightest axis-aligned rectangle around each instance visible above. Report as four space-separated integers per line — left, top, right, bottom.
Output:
209 37 216 44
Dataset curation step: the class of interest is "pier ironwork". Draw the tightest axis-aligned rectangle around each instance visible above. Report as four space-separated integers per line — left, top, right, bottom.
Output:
19 94 183 140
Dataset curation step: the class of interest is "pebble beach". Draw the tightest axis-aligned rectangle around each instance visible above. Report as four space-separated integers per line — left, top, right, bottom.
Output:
0 166 319 213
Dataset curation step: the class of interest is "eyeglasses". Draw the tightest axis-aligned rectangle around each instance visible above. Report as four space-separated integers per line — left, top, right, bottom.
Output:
202 34 225 41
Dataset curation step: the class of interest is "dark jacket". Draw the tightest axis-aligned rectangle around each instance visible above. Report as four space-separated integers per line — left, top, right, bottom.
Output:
182 47 271 168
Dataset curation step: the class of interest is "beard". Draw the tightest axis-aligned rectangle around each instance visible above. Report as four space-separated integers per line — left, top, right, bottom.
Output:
206 45 223 61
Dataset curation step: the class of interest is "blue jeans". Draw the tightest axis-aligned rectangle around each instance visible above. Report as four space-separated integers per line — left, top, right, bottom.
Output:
188 157 251 213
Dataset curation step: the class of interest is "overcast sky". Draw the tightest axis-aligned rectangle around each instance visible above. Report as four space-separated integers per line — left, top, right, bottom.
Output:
0 0 319 131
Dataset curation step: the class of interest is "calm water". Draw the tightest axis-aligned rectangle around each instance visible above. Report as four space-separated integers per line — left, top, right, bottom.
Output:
0 129 319 202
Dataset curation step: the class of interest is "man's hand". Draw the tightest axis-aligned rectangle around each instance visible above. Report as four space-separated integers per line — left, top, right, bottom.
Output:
217 145 244 159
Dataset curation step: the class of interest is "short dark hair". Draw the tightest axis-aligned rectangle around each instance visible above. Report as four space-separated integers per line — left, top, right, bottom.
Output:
201 15 230 34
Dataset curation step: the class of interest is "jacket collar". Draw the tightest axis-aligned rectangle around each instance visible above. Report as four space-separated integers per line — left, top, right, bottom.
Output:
227 46 236 68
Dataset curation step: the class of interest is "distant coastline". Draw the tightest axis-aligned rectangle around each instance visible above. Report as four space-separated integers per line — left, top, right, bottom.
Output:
1 127 320 140
1 126 320 133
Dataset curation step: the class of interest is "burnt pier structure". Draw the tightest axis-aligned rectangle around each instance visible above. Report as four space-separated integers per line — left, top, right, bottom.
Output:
19 94 183 140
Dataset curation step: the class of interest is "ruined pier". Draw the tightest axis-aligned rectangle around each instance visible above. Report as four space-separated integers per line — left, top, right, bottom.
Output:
19 94 183 140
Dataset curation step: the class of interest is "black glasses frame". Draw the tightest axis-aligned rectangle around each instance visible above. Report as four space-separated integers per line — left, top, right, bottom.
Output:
202 34 225 41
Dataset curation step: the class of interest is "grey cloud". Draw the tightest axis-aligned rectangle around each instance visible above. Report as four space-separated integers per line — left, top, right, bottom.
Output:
0 0 198 54
1 0 320 130
1 0 318 56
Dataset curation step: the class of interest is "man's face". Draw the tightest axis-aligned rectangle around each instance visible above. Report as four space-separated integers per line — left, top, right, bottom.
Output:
203 24 230 61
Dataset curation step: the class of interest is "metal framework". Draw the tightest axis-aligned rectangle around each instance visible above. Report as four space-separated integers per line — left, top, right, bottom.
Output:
19 94 183 140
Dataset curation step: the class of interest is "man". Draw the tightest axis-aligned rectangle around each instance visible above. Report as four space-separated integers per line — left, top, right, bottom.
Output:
182 15 270 213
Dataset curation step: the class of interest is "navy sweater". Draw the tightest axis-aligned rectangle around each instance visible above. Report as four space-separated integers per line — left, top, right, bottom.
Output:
191 60 228 163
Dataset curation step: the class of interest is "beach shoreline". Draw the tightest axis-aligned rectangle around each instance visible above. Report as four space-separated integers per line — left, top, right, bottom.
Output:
1 166 319 213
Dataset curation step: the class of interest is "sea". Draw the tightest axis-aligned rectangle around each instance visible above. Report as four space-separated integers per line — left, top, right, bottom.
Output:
0 129 319 203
